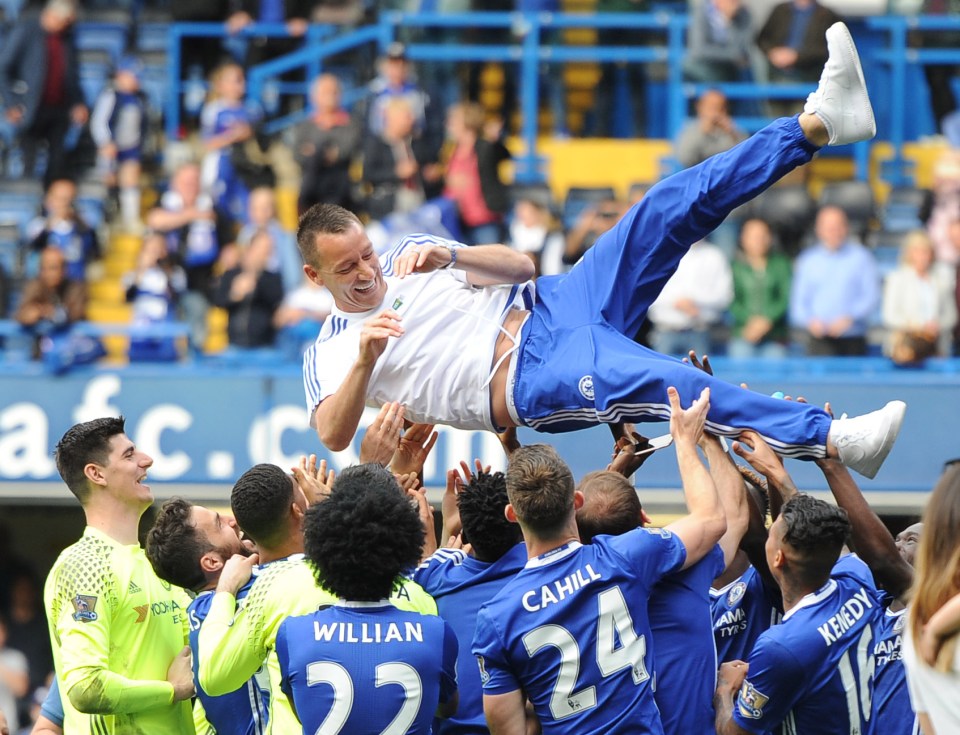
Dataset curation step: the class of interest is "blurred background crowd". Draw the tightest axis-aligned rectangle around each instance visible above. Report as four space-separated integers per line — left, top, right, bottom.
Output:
0 0 957 373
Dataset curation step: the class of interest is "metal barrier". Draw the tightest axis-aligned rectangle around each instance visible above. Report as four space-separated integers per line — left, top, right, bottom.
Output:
867 14 960 186
165 13 956 184
164 21 336 140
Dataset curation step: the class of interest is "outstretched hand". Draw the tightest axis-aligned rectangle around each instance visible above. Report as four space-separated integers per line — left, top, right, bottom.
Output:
292 455 335 504
668 386 710 446
392 422 439 476
731 430 784 479
683 350 714 376
607 434 653 479
360 402 405 466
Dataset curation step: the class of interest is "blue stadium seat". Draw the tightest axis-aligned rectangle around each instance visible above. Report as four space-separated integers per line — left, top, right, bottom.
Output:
74 18 130 62
136 21 169 52
79 49 113 107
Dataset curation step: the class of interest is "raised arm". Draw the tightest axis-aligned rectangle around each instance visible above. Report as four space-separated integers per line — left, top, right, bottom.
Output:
392 242 535 287
700 434 750 570
732 430 799 520
664 387 727 569
197 555 267 696
312 309 403 450
817 457 913 602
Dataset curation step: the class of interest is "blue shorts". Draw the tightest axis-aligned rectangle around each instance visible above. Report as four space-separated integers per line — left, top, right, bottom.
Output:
513 117 831 457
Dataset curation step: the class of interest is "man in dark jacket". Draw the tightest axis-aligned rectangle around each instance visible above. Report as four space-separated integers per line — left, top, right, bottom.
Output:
0 0 87 185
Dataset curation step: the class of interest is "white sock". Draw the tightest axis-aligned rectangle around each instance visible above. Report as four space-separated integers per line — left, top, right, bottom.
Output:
120 187 141 225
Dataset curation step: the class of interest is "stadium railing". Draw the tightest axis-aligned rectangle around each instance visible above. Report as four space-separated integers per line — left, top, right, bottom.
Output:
165 13 955 185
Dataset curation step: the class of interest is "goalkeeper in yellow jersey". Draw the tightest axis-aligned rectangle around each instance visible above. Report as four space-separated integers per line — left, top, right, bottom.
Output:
43 416 196 734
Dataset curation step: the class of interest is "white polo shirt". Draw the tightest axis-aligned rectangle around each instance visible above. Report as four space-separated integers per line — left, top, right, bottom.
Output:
302 235 533 433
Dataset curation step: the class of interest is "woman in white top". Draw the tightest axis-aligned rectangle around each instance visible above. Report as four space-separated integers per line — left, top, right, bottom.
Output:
882 230 957 359
903 463 960 734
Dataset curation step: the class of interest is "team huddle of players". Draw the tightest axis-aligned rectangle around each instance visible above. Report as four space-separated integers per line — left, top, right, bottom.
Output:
42 382 921 735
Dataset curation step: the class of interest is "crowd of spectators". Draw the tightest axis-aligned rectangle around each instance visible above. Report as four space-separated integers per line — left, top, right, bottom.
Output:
0 0 957 373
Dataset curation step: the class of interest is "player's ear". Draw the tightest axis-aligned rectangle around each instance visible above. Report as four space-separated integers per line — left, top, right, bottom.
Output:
504 503 518 524
83 462 107 487
200 551 225 574
573 490 585 510
640 509 652 527
771 548 786 570
304 263 324 287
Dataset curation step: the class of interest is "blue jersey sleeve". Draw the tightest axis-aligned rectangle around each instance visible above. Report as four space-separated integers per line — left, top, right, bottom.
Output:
413 548 466 595
440 620 460 704
733 636 806 734
472 606 521 695
275 620 295 710
606 527 687 582
41 677 65 727
832 554 878 591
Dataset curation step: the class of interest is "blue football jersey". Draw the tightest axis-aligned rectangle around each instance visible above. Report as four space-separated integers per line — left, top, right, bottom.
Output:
650 544 725 735
473 531 687 735
414 543 527 735
711 565 783 664
276 603 458 735
733 554 884 735
188 582 271 735
872 605 918 735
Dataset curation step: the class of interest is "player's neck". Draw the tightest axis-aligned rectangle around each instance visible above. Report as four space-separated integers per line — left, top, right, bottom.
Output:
523 532 581 561
257 535 304 564
780 578 824 615
84 503 146 546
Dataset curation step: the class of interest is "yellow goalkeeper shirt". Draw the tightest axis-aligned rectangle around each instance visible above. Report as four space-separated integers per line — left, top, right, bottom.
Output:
198 554 437 734
44 526 195 735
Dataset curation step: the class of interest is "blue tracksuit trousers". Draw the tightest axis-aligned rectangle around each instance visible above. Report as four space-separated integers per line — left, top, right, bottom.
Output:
514 116 831 457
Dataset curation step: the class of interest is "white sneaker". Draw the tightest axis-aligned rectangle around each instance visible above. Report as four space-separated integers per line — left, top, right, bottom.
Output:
804 22 876 146
829 400 906 479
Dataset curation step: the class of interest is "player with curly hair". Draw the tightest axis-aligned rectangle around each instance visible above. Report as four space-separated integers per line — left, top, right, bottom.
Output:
276 464 459 734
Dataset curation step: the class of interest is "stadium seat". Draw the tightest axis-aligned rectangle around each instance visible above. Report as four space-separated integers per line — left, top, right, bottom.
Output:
818 180 875 241
882 185 927 234
74 10 131 62
79 49 113 108
134 9 170 53
748 184 816 254
562 186 617 231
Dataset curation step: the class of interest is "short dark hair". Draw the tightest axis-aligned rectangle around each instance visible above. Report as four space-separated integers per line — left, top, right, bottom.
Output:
506 444 575 538
145 497 210 592
296 203 362 268
576 471 643 543
459 471 522 563
304 464 423 601
231 464 294 547
55 416 126 503
780 494 851 588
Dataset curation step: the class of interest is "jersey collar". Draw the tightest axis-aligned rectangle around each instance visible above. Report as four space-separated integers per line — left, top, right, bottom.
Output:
782 579 837 622
525 541 582 569
335 599 392 608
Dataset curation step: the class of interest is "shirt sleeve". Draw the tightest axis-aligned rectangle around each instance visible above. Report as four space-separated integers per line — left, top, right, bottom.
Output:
196 591 269 696
50 557 176 715
472 607 520 696
439 620 460 704
832 553 879 593
732 636 806 734
608 527 688 583
40 677 65 727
